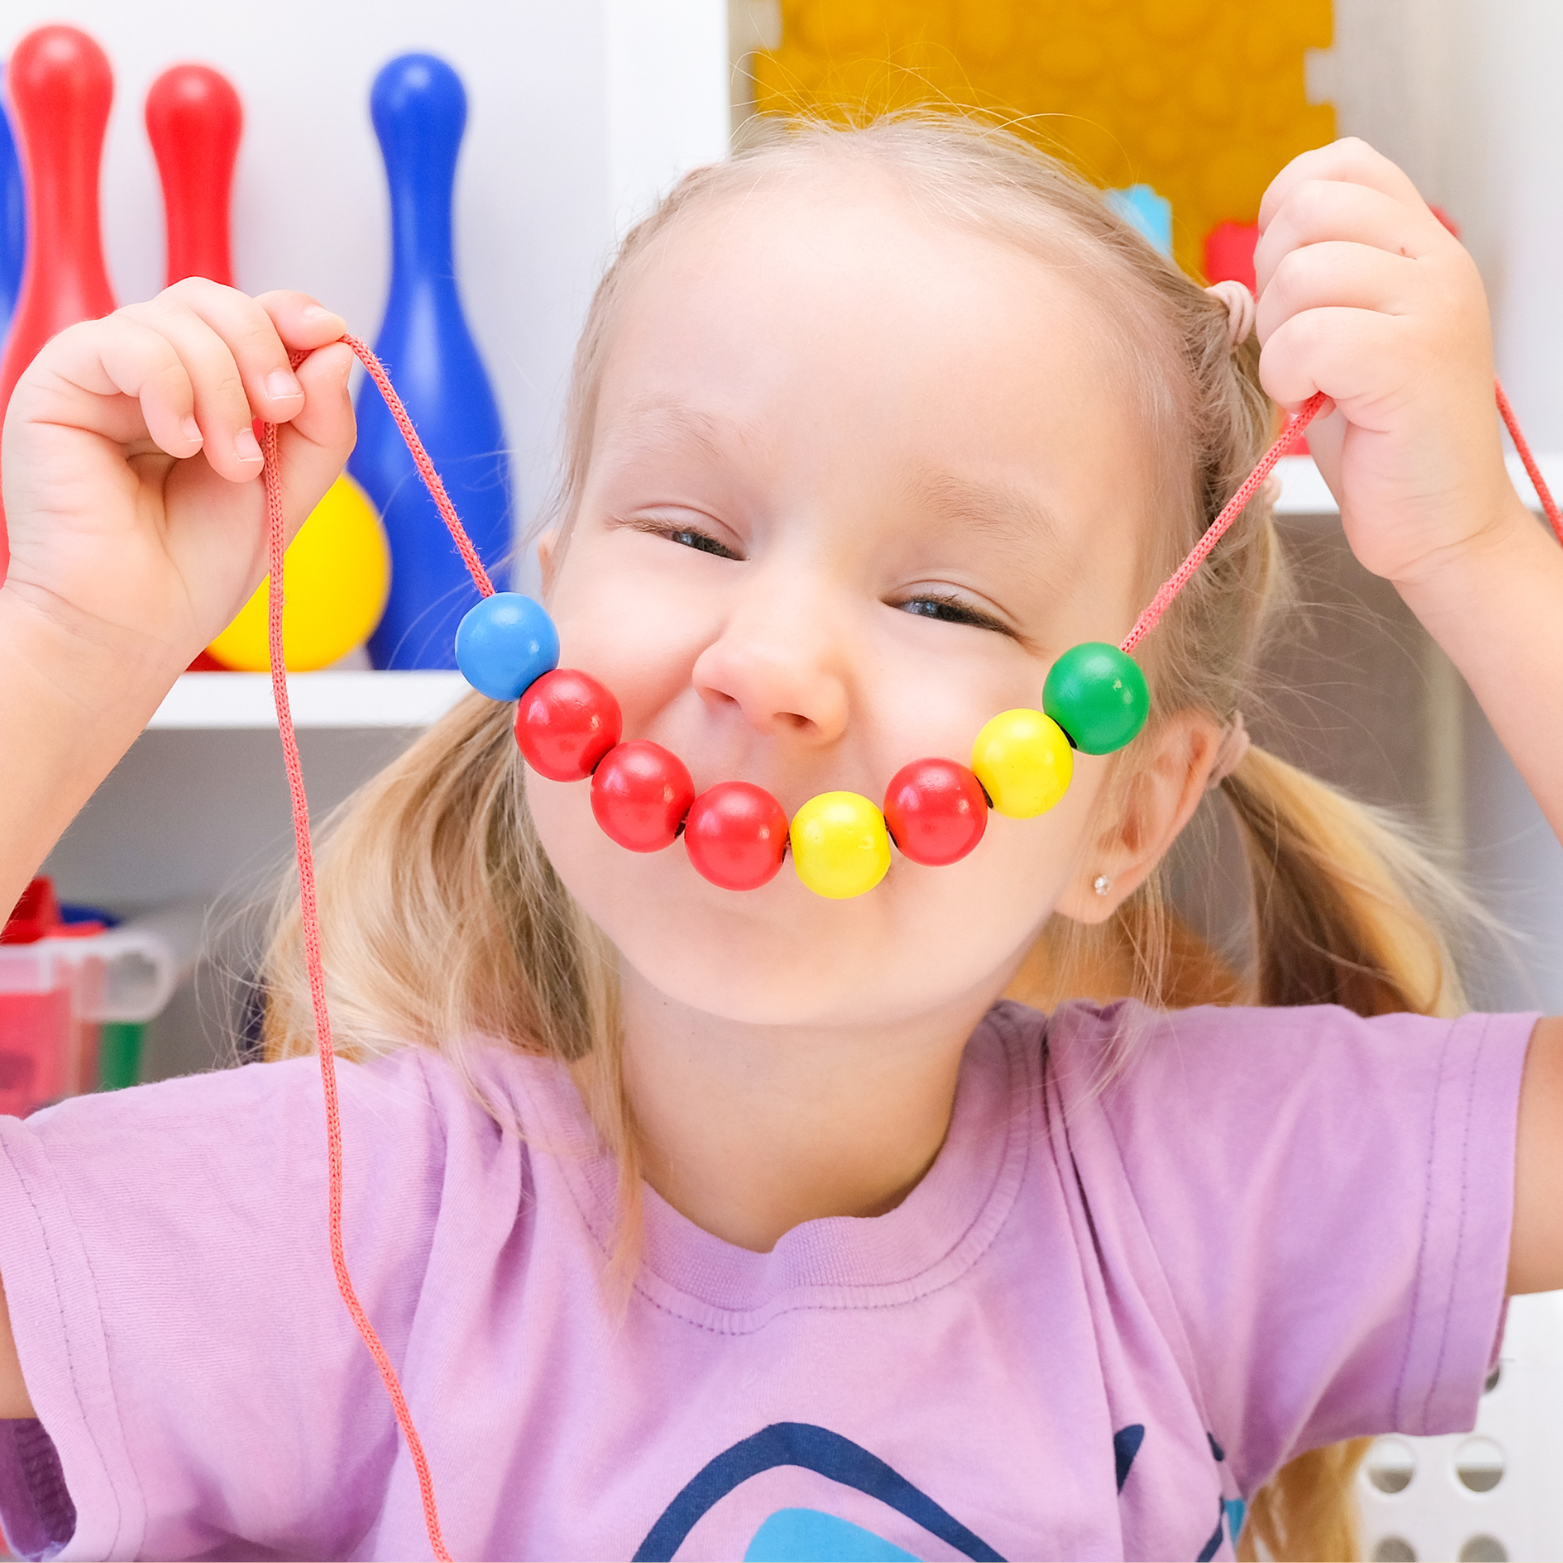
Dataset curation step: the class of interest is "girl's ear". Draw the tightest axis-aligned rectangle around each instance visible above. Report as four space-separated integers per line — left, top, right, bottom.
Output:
1054 707 1225 925
537 529 561 594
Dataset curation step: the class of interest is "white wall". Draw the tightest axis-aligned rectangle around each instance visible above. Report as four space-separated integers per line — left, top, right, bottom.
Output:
1442 0 1563 1012
2 0 729 585
1319 0 1563 1011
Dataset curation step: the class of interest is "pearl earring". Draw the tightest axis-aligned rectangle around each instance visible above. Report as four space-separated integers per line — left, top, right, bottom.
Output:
1093 874 1110 896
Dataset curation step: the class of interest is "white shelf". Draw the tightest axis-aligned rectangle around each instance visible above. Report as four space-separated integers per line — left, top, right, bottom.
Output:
1273 452 1563 515
1272 455 1337 514
147 671 470 731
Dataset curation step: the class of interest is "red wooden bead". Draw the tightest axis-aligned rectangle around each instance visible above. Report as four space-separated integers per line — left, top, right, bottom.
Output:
882 757 989 866
515 669 622 782
590 741 696 852
683 781 790 891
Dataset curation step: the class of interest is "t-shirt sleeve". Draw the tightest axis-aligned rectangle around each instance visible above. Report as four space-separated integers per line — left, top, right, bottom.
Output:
0 1048 453 1561
1047 1000 1536 1499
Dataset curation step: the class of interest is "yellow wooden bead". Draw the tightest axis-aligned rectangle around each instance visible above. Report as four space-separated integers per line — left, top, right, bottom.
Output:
789 791 892 899
970 709 1074 818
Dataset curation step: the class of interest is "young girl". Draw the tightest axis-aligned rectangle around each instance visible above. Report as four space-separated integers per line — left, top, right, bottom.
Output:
0 116 1560 1563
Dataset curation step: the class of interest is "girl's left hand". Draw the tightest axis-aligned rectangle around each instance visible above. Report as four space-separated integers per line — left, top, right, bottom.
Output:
1253 137 1523 590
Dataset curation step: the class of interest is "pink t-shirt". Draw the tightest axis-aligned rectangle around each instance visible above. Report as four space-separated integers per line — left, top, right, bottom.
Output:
0 999 1532 1562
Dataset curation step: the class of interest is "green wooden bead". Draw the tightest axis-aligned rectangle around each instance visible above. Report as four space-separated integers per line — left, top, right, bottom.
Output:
1042 642 1150 755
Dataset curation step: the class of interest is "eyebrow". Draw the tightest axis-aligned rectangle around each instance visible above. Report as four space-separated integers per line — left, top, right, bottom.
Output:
896 469 1076 587
596 402 1078 589
594 399 750 464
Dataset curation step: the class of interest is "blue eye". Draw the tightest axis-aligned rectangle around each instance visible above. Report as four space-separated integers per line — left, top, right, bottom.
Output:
662 525 738 559
899 595 1013 635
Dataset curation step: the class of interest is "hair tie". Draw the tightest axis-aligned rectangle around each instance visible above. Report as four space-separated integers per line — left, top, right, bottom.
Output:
1206 280 1256 348
1209 710 1251 789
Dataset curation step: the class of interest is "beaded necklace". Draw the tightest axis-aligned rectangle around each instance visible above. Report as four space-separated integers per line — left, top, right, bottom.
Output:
446 402 1333 902
262 335 1560 1561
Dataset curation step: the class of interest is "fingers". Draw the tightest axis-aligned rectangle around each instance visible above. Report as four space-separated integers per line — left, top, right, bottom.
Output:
271 341 357 548
1250 137 1491 419
22 282 351 487
1258 305 1413 418
122 281 313 479
1254 178 1450 295
62 314 206 459
254 290 350 357
1257 137 1427 234
1255 242 1416 345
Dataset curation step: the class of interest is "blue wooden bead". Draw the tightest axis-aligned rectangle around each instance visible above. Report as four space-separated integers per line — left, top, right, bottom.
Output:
454 593 559 700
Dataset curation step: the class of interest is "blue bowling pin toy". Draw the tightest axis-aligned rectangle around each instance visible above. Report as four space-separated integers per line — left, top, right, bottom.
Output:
0 80 26 352
350 54 513 670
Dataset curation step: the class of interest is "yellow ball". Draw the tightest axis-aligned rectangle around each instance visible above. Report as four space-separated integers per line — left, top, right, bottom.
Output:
971 709 1074 818
207 475 391 672
789 791 892 900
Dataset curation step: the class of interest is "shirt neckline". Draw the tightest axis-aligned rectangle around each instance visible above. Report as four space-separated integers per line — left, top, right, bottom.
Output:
521 1003 1036 1333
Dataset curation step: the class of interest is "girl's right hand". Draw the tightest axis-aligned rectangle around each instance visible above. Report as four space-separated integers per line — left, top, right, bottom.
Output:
1 281 355 679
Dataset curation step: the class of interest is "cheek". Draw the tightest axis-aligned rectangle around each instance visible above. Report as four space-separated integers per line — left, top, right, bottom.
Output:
544 538 711 729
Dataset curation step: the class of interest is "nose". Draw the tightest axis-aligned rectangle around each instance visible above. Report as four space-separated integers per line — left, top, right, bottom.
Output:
690 581 851 744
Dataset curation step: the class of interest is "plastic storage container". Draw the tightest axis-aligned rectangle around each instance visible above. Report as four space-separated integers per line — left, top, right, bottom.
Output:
0 881 106 1116
1 880 203 1114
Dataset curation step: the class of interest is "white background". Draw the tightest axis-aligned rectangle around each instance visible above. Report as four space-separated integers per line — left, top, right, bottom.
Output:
1325 0 1563 1014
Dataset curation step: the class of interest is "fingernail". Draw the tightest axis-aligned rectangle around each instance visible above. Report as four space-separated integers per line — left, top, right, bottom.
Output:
301 305 339 324
181 417 202 447
234 427 262 463
266 369 302 402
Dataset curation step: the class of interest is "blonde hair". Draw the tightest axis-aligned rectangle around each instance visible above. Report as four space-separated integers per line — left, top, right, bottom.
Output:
265 114 1484 1561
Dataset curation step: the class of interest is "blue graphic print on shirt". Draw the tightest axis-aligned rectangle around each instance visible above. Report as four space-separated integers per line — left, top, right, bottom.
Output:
744 1509 920 1561
634 1423 1003 1562
638 1418 1241 1561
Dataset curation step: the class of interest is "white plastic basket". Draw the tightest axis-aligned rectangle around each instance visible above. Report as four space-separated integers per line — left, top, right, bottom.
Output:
1359 1292 1563 1561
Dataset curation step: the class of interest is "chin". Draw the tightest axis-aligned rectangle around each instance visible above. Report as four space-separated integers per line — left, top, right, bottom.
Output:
593 849 906 1024
546 834 995 1031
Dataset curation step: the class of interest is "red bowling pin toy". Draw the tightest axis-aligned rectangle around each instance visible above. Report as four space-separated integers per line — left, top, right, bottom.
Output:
146 62 245 670
145 63 241 287
0 25 116 579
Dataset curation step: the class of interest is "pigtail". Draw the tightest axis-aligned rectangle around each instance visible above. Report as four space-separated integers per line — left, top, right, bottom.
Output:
1240 1441 1374 1563
1221 745 1471 1020
1216 745 1493 1560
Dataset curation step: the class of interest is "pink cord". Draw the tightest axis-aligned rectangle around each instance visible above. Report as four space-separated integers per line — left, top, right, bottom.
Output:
1124 378 1563 656
262 339 469 1563
259 337 1561 1563
1121 391 1328 654
342 334 496 600
1496 378 1563 545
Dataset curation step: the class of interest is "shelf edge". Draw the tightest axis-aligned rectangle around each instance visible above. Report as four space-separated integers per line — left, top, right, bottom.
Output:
147 671 472 732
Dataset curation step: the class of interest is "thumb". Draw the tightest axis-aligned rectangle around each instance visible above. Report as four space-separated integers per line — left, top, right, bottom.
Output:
269 341 357 547
1299 404 1347 502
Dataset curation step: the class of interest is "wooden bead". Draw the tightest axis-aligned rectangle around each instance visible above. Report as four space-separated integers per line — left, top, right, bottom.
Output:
1042 642 1149 754
590 741 695 852
789 791 892 899
970 709 1073 818
882 757 988 866
684 781 790 890
514 669 621 781
454 592 558 701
